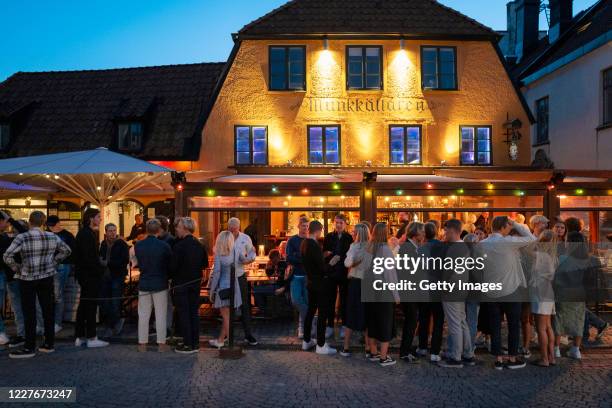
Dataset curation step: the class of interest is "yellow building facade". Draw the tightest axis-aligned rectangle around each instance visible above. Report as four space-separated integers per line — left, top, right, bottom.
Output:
199 38 531 170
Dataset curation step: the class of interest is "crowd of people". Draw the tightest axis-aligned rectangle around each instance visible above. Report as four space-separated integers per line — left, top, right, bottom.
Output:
270 212 609 368
0 208 609 369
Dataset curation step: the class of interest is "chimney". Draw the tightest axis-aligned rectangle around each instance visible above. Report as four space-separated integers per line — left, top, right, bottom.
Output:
549 0 573 43
513 0 540 62
505 1 518 59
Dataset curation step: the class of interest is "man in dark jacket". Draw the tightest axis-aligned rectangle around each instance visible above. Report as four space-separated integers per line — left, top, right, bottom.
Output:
74 208 108 348
322 213 353 338
99 223 129 337
135 218 172 351
302 220 336 355
126 213 145 242
156 215 176 336
46 215 76 333
171 217 208 354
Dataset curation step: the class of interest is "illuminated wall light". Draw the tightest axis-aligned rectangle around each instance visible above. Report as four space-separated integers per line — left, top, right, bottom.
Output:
457 188 464 194
365 189 372 198
332 183 340 190
608 190 612 195
271 186 279 193
19 172 23 176
575 188 584 195
396 189 403 195
302 188 309 194
96 186 102 191
426 183 433 189
487 183 494 190
176 184 184 192
54 175 60 180
45 174 50 178
516 190 525 196
206 189 215 196
240 190 248 197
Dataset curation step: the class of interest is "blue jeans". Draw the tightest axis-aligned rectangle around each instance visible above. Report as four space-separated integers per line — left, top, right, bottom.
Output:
0 273 6 333
290 276 308 329
54 264 72 324
6 280 24 337
100 274 125 329
466 301 480 353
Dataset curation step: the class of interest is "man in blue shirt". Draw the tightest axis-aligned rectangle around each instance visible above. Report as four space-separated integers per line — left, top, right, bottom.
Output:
286 216 310 339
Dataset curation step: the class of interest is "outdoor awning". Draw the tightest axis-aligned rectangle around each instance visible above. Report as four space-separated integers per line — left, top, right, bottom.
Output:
0 148 172 209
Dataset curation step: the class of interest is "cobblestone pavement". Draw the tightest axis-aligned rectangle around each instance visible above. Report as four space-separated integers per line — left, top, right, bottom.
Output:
0 343 610 408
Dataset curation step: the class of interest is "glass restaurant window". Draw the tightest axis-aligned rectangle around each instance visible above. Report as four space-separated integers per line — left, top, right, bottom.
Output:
389 125 421 164
460 126 491 165
535 96 549 144
235 126 268 165
308 125 340 165
117 122 143 151
604 67 612 125
421 46 456 90
269 46 306 91
347 46 382 90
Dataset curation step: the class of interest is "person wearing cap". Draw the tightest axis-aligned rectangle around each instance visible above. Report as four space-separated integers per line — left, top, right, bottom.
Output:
46 215 76 334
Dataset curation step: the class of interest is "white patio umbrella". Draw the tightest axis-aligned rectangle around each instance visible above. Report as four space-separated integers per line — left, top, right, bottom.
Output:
0 147 173 225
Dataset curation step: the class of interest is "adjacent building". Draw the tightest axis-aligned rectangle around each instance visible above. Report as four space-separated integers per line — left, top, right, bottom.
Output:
502 0 611 240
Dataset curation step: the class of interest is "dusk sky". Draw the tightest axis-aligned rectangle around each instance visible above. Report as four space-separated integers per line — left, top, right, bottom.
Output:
1 0 595 81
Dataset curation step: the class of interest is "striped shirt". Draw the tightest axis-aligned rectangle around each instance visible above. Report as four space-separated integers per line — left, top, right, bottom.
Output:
3 228 72 281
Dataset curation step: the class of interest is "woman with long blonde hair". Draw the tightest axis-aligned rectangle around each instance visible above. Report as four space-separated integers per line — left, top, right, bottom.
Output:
364 223 400 366
340 223 372 357
208 230 242 348
530 229 557 366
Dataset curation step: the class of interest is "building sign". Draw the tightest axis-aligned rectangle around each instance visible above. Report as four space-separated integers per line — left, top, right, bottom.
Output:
307 97 437 113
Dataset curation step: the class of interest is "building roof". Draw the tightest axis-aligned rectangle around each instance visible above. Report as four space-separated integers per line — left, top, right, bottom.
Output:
513 0 610 82
238 0 499 39
0 62 226 160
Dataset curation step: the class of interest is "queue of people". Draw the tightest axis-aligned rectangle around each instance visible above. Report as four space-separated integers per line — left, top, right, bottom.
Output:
270 212 608 369
0 207 608 368
0 208 211 358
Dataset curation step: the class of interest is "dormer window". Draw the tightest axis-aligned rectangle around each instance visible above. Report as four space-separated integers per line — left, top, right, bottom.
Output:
118 122 143 151
0 123 9 151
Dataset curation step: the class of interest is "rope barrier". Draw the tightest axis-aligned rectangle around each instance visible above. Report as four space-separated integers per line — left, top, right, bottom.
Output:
78 277 206 301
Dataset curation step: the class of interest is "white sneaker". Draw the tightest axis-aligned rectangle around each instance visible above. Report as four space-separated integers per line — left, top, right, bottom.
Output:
75 337 86 347
554 346 561 358
567 346 582 360
208 339 224 349
302 339 316 351
430 354 441 362
297 326 304 339
54 324 63 334
316 343 337 355
416 348 428 357
339 326 346 339
0 332 9 345
87 338 109 348
325 327 334 339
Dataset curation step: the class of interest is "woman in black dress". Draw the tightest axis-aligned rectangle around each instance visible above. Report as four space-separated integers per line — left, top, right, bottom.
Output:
364 223 400 367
